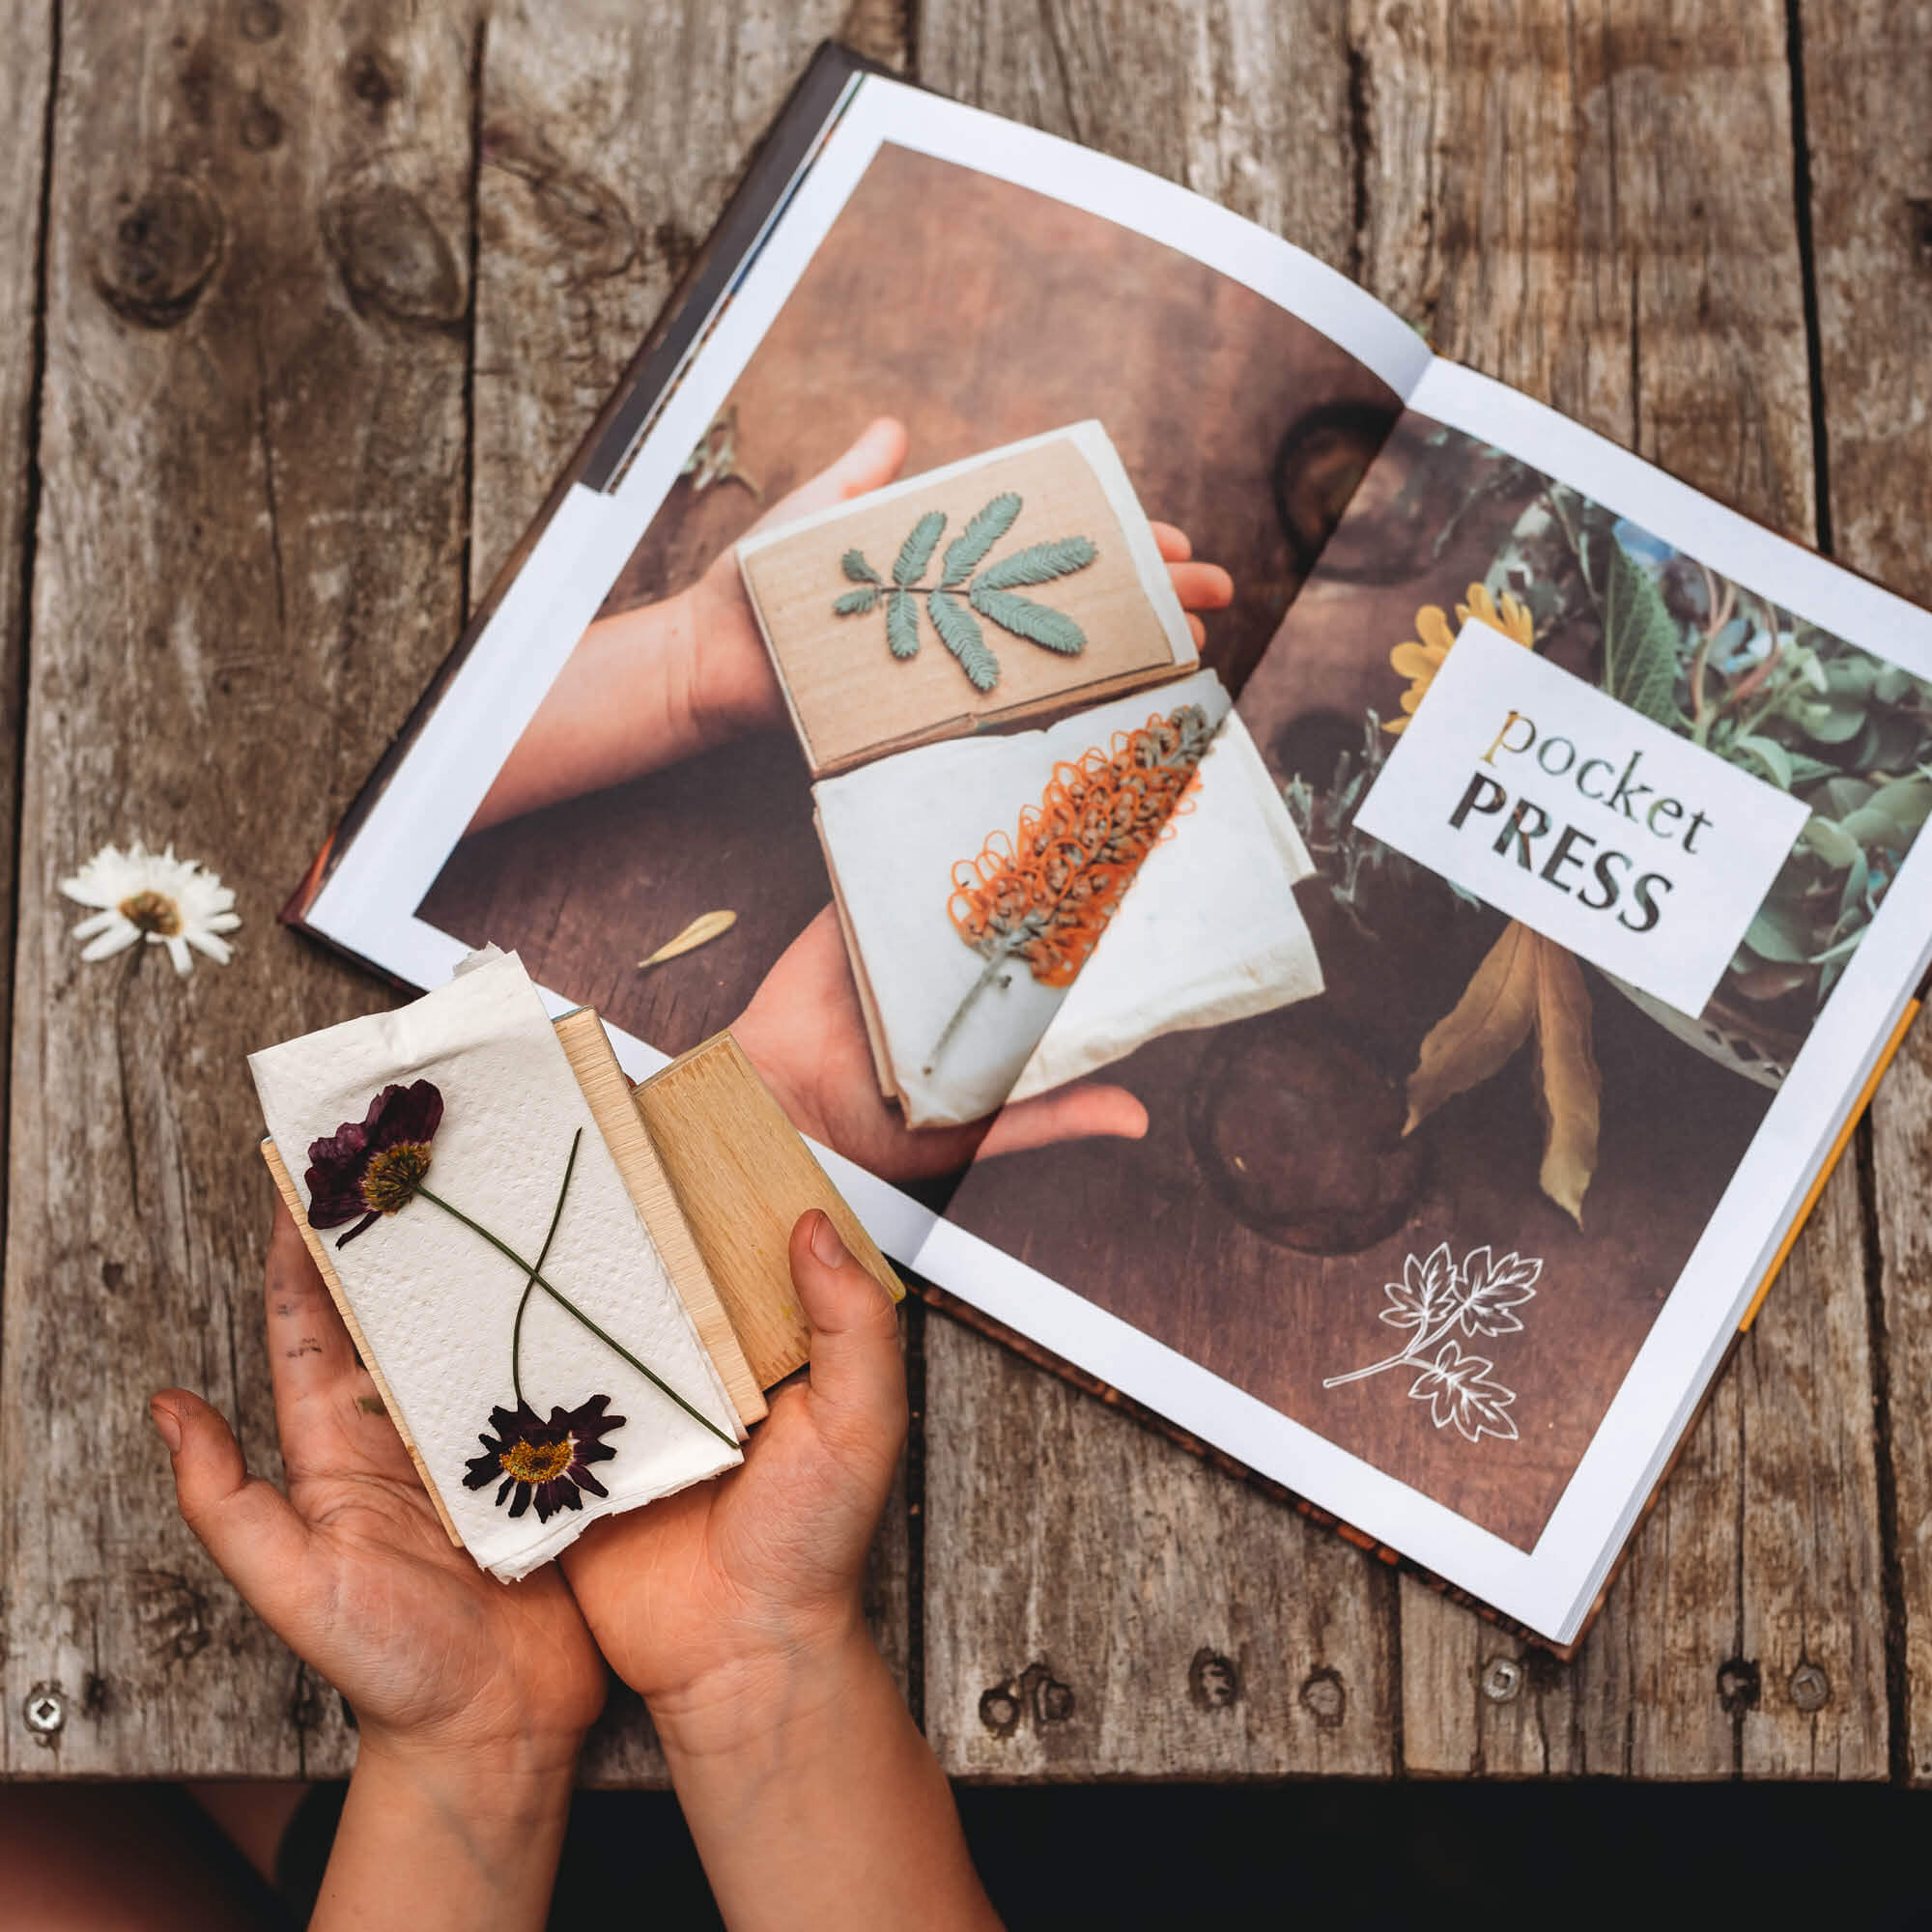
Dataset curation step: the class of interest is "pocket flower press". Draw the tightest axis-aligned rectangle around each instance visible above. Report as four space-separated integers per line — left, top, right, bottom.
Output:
303 1079 734 1523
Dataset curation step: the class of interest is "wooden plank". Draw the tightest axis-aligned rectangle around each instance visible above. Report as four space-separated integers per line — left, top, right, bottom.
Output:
925 1321 1399 1777
468 0 916 1787
468 0 888 594
1358 0 1889 1776
1803 0 1932 1785
916 0 1401 1777
1 0 479 1776
0 0 51 1235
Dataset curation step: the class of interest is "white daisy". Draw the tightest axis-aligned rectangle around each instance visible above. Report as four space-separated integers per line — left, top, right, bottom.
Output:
60 841 241 977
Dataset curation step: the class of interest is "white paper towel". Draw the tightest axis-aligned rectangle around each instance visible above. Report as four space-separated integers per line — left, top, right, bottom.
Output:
813 668 1235 1126
1008 710 1324 1098
249 952 743 1581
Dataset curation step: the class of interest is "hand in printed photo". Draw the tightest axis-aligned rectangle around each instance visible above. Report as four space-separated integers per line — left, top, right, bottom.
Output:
732 905 1151 1182
471 415 1234 832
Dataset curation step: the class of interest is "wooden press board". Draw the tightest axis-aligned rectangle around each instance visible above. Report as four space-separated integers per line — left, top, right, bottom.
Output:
261 1016 899 1547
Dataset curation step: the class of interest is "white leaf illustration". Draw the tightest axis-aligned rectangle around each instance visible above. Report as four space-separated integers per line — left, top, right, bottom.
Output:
1454 1246 1542 1339
1407 1342 1520 1444
1378 1240 1459 1332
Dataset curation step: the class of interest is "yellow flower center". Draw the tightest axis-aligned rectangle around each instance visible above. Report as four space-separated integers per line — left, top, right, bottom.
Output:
359 1143 432 1215
119 889 183 937
500 1436 573 1484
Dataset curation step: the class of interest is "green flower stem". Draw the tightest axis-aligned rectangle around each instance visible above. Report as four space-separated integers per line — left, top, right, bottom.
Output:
510 1128 583 1408
414 1182 737 1452
923 924 1036 1077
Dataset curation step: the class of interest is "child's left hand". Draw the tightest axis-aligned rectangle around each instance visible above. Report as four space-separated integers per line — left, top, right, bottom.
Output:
154 1202 607 1774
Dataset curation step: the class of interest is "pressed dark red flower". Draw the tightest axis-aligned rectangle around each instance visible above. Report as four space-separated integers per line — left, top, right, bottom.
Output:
304 1079 444 1248
461 1394 626 1522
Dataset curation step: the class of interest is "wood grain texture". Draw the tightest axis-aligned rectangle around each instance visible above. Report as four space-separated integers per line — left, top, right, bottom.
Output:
1354 0 1888 1776
916 0 1403 1779
1 0 480 1775
925 1321 1399 1778
469 1 916 1786
1 0 1921 1786
469 0 875 597
634 1032 903 1390
555 1009 765 1428
0 0 52 1210
1804 0 1932 1784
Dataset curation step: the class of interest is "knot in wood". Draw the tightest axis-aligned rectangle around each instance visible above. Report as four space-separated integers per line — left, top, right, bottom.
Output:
483 128 637 277
1787 1662 1831 1713
1297 1664 1347 1729
1716 1655 1761 1716
347 47 400 114
1188 1648 1241 1711
1909 198 1932 272
322 183 464 327
239 91 283 153
238 0 282 42
96 180 224 329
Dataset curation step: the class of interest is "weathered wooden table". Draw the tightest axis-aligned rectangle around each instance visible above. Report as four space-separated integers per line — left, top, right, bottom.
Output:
2 0 1927 1783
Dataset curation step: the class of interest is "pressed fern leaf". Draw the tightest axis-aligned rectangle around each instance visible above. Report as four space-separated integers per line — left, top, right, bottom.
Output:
834 585 880 616
969 583 1086 654
941 493 1023 585
841 549 881 585
894 511 948 586
974 535 1098 589
887 587 920 659
928 589 999 691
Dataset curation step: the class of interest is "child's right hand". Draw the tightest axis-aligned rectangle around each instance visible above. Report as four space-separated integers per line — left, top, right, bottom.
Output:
559 1208 906 1737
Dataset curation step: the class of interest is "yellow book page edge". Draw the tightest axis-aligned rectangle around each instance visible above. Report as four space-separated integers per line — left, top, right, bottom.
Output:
1738 995 1921 1332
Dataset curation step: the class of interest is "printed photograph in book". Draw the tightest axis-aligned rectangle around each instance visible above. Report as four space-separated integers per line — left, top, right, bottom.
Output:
416 139 1399 1177
942 409 1932 1550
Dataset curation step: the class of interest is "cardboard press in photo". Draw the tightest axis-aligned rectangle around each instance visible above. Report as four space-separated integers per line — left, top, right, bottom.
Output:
736 421 1198 778
812 668 1325 1126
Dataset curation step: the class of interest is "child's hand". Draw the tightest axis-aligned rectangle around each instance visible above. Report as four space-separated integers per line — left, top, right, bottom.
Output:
734 904 1151 1181
154 1203 607 1774
680 416 916 740
559 1209 905 1730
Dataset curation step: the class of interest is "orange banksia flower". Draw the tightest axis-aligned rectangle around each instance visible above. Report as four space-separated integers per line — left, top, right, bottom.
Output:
948 703 1215 987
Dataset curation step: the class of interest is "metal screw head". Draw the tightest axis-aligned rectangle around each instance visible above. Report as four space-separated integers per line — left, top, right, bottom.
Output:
23 1684 66 1738
1480 1655 1524 1704
1788 1662 1832 1713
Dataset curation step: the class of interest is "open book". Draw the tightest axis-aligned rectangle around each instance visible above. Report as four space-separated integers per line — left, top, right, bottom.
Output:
286 44 1932 1649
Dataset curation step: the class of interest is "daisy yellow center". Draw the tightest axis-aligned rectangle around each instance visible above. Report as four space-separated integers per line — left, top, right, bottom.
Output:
119 889 183 937
500 1436 573 1484
359 1143 432 1215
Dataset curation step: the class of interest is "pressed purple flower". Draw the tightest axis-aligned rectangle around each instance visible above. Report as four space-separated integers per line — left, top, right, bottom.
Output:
462 1394 626 1522
304 1079 444 1247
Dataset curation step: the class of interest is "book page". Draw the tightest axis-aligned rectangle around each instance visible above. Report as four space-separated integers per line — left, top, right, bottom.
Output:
926 366 1932 1636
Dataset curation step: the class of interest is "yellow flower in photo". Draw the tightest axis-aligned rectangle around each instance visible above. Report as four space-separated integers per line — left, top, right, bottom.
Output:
1385 582 1535 733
